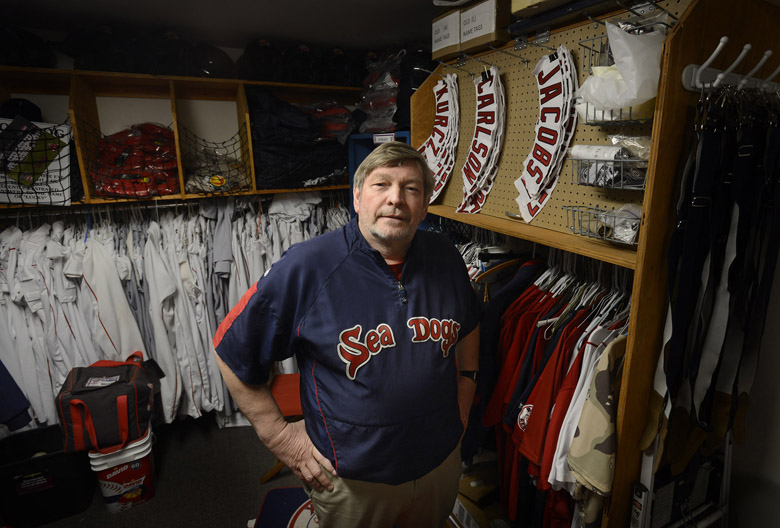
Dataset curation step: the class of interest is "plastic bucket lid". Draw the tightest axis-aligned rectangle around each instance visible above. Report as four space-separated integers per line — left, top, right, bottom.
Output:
88 427 152 470
88 443 152 472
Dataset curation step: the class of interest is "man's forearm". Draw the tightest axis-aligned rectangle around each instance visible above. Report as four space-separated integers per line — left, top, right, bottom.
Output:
213 350 287 446
213 350 337 491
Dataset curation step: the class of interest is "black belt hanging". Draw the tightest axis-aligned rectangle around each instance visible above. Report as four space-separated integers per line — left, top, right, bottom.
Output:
665 121 722 402
687 125 737 415
732 118 780 404
693 119 762 424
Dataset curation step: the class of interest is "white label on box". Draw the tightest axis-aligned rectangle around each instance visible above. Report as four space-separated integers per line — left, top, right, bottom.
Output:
373 133 396 144
461 0 496 42
433 11 460 52
452 498 480 528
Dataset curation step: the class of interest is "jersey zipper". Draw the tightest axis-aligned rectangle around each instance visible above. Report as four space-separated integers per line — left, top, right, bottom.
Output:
367 247 408 305
397 280 407 304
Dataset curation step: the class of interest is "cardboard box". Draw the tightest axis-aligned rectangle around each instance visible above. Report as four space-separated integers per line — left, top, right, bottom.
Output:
511 0 574 17
452 494 489 528
432 10 461 61
460 0 511 54
0 426 96 526
459 464 499 507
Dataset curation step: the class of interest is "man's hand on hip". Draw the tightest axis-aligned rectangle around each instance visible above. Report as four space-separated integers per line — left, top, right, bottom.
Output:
266 420 337 492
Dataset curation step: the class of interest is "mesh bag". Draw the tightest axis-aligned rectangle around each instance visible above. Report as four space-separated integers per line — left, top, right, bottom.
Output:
0 116 76 205
179 125 251 194
87 122 180 198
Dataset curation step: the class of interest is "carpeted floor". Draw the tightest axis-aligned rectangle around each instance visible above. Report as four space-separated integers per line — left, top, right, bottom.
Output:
38 413 301 528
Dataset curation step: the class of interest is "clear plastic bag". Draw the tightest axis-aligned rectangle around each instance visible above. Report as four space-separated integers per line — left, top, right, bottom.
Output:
358 50 404 133
608 134 652 159
577 14 668 111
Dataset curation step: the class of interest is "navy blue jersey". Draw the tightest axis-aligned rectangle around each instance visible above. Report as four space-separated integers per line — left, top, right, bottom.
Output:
215 218 481 484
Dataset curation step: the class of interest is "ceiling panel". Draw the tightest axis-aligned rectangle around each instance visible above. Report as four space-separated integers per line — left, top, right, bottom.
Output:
7 0 442 51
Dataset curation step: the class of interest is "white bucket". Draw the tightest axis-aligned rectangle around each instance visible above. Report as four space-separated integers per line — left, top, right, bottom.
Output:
89 426 155 513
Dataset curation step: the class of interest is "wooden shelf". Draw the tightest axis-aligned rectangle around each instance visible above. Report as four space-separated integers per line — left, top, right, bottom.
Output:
0 185 351 209
255 184 350 195
428 205 638 270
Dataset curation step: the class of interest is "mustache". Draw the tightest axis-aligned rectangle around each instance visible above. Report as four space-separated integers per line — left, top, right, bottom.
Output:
378 209 406 217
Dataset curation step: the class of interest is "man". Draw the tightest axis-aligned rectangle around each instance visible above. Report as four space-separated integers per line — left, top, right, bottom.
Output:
213 141 480 526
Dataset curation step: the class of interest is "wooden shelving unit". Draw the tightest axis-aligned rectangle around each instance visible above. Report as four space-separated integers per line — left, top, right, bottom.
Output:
0 66 360 207
410 0 780 526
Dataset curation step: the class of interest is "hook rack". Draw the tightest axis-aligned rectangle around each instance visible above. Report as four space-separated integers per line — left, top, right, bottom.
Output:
713 43 752 87
585 13 606 26
457 52 497 71
487 44 530 67
738 50 773 89
681 36 780 92
761 63 780 89
413 66 444 78
436 60 475 78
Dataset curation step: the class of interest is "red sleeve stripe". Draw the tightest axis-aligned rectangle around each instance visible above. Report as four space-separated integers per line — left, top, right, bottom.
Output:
213 282 258 349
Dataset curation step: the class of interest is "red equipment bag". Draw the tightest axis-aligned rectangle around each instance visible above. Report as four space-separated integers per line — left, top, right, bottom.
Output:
56 352 159 454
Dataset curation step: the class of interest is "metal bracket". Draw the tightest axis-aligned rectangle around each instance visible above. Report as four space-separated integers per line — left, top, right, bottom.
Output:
514 37 528 51
536 30 551 44
623 1 656 18
515 29 552 52
515 29 555 53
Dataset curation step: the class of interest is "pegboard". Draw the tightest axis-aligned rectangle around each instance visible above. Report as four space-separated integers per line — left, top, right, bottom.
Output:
412 0 691 240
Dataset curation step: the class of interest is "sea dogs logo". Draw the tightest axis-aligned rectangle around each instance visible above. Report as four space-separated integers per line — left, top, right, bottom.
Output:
287 499 318 527
407 317 460 357
337 324 396 380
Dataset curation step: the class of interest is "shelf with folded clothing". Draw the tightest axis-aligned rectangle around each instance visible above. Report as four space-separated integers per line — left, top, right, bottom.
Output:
1 66 361 206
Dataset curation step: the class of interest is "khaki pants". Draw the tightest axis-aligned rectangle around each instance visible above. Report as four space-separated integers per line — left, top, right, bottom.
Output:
304 444 461 527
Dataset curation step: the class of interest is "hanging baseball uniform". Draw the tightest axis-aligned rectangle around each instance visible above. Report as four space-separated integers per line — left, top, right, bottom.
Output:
160 213 205 418
143 221 182 423
0 227 48 422
547 326 614 493
81 228 146 361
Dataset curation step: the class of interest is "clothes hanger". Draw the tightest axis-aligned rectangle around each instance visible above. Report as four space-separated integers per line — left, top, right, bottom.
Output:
473 258 524 283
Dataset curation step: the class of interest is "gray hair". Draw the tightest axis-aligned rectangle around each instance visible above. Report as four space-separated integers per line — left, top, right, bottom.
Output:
353 141 434 201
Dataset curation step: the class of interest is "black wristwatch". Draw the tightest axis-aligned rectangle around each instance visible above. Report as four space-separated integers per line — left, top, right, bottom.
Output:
459 370 479 383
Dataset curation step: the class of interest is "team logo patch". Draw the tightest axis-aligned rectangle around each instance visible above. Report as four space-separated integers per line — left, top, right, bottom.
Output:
517 404 533 432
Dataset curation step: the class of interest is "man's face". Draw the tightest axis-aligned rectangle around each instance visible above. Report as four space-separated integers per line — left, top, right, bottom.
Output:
353 162 429 251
